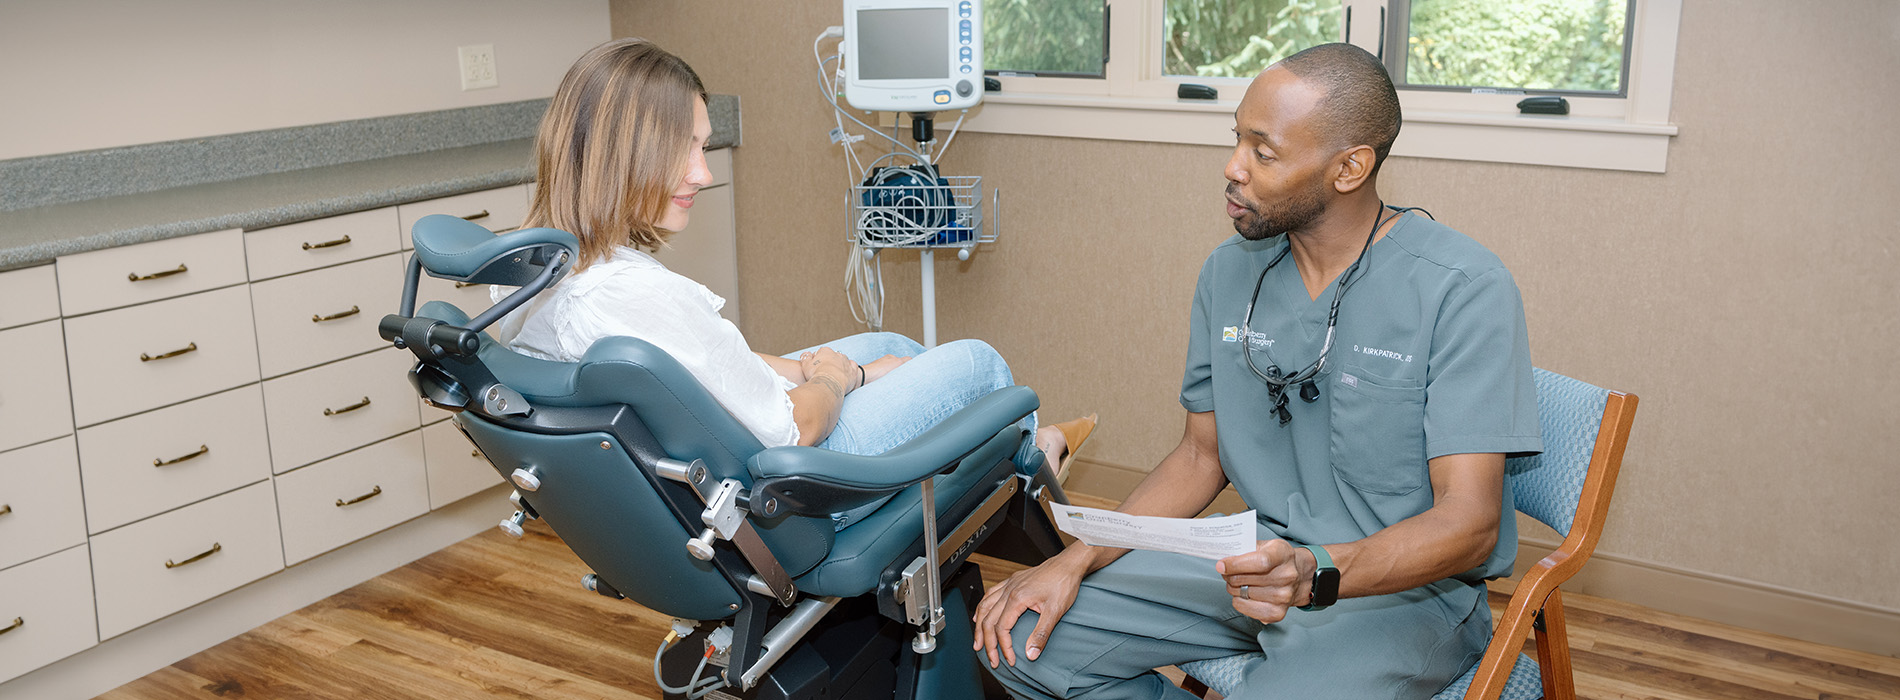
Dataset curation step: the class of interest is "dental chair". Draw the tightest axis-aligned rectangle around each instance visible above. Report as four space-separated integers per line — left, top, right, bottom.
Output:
380 215 1073 700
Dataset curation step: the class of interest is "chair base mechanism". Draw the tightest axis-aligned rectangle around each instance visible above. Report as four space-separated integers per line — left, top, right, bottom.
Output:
658 563 1006 700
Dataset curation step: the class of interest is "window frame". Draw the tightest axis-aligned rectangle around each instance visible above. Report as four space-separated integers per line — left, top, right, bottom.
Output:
964 0 1682 172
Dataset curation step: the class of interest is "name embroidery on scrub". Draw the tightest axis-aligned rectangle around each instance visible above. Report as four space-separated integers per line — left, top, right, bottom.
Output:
1352 344 1413 363
1221 326 1273 349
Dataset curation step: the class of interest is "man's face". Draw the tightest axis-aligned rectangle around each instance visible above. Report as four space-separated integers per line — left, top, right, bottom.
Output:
1224 68 1335 241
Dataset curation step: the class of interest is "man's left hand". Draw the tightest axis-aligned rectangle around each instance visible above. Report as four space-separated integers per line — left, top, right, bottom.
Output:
1216 540 1317 624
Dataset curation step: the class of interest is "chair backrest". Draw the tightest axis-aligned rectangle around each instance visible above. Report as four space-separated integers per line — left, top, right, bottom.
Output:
1505 368 1614 537
387 218 841 619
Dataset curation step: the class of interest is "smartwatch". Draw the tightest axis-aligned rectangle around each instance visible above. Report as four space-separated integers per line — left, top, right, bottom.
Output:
1297 544 1340 612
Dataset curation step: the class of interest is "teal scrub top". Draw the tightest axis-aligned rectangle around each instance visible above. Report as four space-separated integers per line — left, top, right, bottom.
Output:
1181 211 1542 582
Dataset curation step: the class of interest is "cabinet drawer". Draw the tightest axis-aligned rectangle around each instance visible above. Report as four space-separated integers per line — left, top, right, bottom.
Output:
0 320 74 453
422 420 503 510
0 545 99 684
0 264 59 330
90 481 283 639
246 207 401 281
0 438 86 571
57 229 246 316
261 348 419 473
64 285 260 427
397 184 530 250
276 432 429 565
78 385 273 534
251 254 404 377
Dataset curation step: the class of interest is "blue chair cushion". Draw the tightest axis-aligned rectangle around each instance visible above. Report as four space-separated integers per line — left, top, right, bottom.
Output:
1505 368 1610 537
1178 652 1542 699
794 425 1024 597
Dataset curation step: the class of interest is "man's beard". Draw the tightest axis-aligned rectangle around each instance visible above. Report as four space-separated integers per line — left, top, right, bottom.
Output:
1228 178 1328 241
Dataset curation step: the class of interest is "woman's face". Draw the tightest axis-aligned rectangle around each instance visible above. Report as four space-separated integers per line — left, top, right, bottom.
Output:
658 97 715 232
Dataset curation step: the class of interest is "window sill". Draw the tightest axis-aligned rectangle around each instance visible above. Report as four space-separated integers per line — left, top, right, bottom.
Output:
962 92 1678 173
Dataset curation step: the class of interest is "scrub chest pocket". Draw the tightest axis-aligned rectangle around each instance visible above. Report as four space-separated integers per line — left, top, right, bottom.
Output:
1328 363 1428 496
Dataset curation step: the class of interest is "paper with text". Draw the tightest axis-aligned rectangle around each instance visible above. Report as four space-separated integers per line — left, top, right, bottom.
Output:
1050 504 1257 560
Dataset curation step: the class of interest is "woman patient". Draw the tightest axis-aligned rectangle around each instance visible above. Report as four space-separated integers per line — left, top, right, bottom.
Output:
493 38 1093 529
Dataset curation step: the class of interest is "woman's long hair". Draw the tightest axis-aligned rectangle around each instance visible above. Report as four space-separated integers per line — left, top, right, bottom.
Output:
525 39 708 269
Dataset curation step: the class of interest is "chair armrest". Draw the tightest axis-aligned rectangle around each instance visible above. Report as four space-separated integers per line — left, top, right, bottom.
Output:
747 386 1038 514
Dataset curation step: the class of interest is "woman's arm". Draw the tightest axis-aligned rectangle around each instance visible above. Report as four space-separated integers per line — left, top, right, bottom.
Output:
755 352 806 384
785 348 862 446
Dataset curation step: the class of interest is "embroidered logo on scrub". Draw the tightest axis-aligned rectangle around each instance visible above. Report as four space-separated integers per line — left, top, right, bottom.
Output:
1222 326 1273 349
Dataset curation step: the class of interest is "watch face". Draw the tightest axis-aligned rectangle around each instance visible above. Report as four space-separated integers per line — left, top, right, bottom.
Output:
1312 567 1342 606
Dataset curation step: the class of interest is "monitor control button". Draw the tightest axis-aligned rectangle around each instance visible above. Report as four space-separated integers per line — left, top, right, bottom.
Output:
956 80 973 97
933 90 952 105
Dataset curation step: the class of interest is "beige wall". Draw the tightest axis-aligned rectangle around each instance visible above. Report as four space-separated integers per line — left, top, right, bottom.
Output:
0 0 610 159
613 0 1900 614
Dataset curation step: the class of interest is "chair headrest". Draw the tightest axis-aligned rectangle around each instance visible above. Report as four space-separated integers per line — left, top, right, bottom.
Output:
411 214 580 284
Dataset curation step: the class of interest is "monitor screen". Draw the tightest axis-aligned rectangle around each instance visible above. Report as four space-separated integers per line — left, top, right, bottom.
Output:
856 8 947 80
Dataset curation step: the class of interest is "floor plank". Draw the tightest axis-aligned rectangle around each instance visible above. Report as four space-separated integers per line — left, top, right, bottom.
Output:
98 505 1899 700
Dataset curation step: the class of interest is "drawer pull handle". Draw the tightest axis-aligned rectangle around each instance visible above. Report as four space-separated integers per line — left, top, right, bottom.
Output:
459 210 491 221
453 281 483 289
140 342 198 362
128 264 188 282
0 503 11 517
324 396 372 416
470 449 482 458
312 305 362 323
336 485 384 507
0 617 20 636
165 542 222 569
154 445 210 467
302 235 352 251
492 226 519 234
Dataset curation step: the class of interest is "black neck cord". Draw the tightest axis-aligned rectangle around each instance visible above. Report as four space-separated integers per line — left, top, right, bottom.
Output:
1240 202 1399 425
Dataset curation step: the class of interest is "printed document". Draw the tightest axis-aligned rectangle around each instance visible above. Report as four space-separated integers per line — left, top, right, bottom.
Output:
1050 503 1257 560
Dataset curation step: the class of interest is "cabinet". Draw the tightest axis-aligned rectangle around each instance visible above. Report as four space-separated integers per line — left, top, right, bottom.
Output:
0 184 539 685
0 546 99 683
3 160 738 687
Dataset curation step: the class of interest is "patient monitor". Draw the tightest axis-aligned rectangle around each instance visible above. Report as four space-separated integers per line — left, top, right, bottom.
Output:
844 0 982 111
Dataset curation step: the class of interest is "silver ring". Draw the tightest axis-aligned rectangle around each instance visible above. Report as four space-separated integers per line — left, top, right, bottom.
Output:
1239 585 1250 600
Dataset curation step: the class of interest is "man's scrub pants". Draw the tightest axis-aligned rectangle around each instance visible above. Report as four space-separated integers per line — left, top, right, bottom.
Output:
984 548 1494 700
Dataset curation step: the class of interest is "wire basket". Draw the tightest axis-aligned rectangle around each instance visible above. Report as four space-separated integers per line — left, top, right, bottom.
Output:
850 174 997 250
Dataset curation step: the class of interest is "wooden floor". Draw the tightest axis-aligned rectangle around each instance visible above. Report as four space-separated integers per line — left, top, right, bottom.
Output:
101 496 1900 700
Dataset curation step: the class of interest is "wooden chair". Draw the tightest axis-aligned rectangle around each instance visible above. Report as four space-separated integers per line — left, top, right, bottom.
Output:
1179 368 1639 700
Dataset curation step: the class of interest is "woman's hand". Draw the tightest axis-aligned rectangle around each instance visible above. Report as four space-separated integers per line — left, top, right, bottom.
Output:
861 354 910 384
798 347 862 393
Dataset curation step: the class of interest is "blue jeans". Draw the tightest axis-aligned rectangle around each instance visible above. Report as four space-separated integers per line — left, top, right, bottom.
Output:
785 332 1039 530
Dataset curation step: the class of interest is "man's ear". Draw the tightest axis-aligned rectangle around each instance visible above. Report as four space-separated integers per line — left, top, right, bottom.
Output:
1332 145 1376 194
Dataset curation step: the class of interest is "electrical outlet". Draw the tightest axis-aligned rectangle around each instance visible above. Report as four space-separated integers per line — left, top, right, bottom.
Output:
458 44 498 91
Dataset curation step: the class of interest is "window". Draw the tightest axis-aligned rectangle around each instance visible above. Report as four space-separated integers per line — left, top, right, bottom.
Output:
966 0 1681 172
1392 0 1632 95
1164 0 1343 78
983 0 1107 77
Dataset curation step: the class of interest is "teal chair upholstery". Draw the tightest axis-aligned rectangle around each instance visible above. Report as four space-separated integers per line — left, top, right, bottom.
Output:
1179 368 1638 700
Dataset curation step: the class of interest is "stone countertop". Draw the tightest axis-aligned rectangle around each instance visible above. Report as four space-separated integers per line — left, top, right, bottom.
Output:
0 139 535 272
0 93 740 273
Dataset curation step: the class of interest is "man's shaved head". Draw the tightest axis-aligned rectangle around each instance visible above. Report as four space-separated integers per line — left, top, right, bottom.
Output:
1274 43 1401 174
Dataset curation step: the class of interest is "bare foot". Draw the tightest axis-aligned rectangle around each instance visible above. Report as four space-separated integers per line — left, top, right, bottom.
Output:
1035 426 1068 466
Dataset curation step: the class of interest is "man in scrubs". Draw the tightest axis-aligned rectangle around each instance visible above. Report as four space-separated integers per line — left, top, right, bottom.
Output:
974 43 1541 699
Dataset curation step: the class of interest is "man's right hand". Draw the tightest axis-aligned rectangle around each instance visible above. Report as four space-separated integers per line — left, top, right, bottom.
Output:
973 549 1091 668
